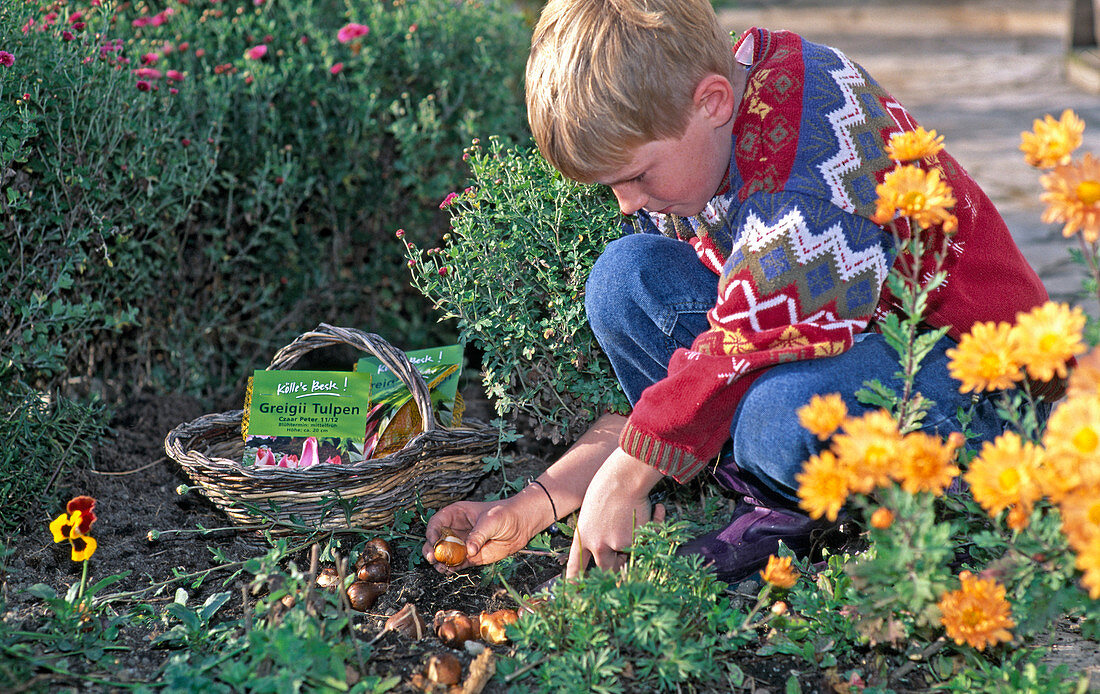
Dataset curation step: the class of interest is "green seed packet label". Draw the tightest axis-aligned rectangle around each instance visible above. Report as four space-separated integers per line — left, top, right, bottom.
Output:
245 370 373 439
356 344 463 422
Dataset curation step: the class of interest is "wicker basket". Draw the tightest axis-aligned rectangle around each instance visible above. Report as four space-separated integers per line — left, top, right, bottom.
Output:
164 324 497 532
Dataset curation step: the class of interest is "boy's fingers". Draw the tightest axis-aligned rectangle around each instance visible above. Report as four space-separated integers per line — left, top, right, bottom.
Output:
564 532 587 579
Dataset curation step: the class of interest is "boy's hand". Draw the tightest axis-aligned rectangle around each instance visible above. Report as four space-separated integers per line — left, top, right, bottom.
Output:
565 449 665 578
422 496 545 572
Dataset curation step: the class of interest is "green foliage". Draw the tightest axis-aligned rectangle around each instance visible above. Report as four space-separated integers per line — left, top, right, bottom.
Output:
405 138 629 443
759 553 865 669
935 648 1089 694
2 0 531 400
846 488 955 642
0 382 107 531
155 545 399 693
501 522 752 692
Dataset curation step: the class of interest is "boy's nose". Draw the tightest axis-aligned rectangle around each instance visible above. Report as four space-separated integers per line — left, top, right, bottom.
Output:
611 186 646 216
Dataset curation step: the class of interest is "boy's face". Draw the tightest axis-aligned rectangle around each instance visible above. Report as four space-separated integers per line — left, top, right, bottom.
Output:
597 101 734 218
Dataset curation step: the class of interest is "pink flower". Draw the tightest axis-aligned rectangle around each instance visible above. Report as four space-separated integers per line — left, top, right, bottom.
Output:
324 454 342 465
295 437 319 468
131 17 150 28
135 80 153 91
337 23 369 43
0 52 14 67
61 31 75 41
282 454 298 468
329 62 343 75
70 11 84 22
150 9 173 26
169 87 178 95
132 67 162 79
166 69 184 82
71 22 85 31
141 52 158 64
22 19 35 34
438 267 449 276
245 44 267 60
255 446 277 466
439 192 459 209
395 229 405 238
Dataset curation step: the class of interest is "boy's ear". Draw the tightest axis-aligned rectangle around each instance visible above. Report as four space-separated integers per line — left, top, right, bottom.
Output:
693 73 736 127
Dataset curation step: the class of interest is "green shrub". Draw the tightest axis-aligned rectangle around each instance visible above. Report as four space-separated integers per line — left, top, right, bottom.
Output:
0 382 107 531
405 138 630 443
2 0 531 401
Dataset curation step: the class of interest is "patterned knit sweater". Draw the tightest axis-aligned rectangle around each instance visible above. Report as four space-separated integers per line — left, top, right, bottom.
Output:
619 28 1049 483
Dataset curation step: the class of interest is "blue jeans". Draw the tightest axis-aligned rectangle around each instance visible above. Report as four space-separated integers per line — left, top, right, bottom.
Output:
585 233 1005 506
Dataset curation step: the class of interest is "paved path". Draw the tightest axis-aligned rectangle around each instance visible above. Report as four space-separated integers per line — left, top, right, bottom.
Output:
718 0 1100 310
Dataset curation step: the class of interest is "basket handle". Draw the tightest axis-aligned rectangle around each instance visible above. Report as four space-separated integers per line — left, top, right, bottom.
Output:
266 323 439 433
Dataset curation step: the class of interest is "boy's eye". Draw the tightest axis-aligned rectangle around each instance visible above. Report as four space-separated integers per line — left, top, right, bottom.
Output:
630 173 645 183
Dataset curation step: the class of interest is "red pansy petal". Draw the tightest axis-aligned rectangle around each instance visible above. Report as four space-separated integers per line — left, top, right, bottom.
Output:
67 496 97 533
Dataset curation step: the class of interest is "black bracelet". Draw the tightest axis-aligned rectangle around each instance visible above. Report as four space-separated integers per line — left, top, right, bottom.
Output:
530 478 559 523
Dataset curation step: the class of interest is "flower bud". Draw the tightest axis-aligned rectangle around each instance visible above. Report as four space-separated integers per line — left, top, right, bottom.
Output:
870 507 894 530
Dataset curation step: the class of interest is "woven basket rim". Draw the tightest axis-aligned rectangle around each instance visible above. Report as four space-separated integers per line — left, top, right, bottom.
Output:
165 407 497 479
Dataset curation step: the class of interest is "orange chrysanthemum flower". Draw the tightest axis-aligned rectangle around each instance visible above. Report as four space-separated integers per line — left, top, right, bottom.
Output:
938 571 1015 650
797 393 848 440
1075 535 1100 599
1040 396 1100 501
894 431 962 496
761 554 799 589
796 450 849 522
831 410 902 494
872 165 957 232
1040 153 1100 243
1067 348 1100 400
1013 302 1087 383
1020 109 1085 169
945 321 1023 393
886 127 945 163
1059 485 1100 551
965 432 1043 530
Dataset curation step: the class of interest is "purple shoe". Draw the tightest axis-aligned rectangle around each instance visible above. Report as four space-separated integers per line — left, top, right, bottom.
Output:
677 496 846 585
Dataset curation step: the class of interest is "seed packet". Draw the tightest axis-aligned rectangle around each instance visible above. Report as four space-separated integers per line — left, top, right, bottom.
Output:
355 344 464 459
242 370 373 467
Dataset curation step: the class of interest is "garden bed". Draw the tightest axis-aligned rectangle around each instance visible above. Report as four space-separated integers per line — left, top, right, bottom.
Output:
6 386 1099 692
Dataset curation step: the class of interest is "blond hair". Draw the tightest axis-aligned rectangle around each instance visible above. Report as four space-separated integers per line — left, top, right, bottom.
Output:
526 0 734 182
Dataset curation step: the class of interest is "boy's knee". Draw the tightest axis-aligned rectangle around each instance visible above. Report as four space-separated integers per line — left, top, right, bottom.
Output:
585 235 649 330
730 371 829 499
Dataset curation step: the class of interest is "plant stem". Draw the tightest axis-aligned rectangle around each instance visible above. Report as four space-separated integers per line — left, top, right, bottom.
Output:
740 584 773 631
77 558 89 605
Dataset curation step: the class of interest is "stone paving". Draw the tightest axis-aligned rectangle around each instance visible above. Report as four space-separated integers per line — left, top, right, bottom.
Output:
718 0 1100 310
